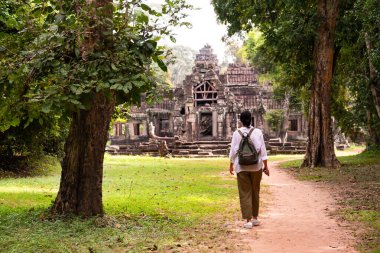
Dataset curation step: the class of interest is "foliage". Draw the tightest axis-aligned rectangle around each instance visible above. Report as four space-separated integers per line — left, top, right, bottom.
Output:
331 0 380 146
0 1 69 166
221 36 246 65
0 156 240 252
167 45 196 87
0 0 191 167
1 0 191 119
241 30 306 113
212 0 317 86
212 0 380 147
263 109 284 132
0 118 68 171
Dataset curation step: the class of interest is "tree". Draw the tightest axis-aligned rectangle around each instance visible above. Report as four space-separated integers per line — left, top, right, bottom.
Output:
212 0 351 168
331 0 380 147
301 0 340 168
0 0 190 216
361 1 380 121
242 30 303 144
167 45 196 87
0 0 69 170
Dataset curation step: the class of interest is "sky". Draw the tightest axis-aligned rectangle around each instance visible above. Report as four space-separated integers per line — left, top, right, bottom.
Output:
172 0 228 61
150 0 229 61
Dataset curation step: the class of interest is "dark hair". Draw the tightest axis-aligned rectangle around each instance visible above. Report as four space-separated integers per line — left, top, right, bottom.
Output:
240 111 252 127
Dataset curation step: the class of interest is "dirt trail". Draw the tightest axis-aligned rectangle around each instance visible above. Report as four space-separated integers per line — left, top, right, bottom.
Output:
230 161 357 253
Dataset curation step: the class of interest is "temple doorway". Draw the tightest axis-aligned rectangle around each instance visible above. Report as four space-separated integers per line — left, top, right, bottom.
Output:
199 112 213 137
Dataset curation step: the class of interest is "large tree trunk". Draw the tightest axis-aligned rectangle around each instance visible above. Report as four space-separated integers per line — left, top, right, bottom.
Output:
365 33 380 120
51 92 115 216
302 0 340 168
51 0 114 216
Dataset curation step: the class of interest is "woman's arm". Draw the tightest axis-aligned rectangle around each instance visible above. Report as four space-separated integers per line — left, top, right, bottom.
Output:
229 131 239 175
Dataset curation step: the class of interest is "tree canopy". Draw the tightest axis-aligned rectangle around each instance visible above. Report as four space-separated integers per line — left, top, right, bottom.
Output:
0 0 191 215
213 0 380 161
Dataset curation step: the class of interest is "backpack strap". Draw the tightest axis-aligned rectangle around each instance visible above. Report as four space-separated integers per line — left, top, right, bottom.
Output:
247 127 254 137
237 130 245 137
238 128 254 138
247 127 261 154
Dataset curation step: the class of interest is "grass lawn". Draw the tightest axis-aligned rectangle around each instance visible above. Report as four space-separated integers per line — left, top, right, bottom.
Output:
1 147 378 252
0 155 240 252
281 148 380 253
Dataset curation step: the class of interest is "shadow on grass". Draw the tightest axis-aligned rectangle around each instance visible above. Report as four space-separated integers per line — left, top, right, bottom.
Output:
0 206 191 252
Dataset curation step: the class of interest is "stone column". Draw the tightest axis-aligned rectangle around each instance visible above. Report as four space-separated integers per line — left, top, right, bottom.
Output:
187 122 193 141
142 121 148 136
212 110 218 138
125 123 130 139
226 113 231 137
113 124 118 136
129 123 135 139
218 122 223 140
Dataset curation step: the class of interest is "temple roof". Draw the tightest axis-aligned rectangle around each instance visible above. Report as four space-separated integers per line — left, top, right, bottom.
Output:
226 63 258 86
195 44 218 64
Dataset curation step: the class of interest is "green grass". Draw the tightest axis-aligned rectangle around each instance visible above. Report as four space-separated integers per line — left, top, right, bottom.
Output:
0 155 239 252
2 149 378 252
280 149 380 253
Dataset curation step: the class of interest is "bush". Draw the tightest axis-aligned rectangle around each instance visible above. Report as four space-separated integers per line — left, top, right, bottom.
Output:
0 117 68 171
264 109 284 132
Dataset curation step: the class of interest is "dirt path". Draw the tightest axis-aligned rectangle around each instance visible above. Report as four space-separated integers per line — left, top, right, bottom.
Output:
229 161 358 253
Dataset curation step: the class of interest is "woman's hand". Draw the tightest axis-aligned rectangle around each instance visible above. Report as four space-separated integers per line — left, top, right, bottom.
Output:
229 163 234 175
263 166 270 176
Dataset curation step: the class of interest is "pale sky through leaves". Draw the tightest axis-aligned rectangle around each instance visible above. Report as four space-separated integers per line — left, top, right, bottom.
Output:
149 0 228 62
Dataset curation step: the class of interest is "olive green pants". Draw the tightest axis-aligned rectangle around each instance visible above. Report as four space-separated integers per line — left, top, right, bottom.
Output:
237 170 263 219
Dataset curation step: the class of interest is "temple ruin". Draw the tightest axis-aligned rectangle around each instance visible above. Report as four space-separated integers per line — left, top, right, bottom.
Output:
109 45 307 156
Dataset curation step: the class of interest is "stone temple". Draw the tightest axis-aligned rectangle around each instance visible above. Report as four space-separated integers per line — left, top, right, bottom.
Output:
109 45 307 156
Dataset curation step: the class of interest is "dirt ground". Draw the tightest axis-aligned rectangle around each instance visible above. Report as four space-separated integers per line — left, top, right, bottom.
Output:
225 161 358 253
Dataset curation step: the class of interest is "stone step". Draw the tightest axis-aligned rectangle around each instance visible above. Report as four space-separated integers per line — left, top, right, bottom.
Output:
271 146 298 151
197 151 214 156
172 154 228 158
268 142 292 147
172 149 199 155
270 150 305 155
108 139 299 156
175 145 200 149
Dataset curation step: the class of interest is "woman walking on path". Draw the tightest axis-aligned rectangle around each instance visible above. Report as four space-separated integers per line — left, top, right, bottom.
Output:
229 111 270 229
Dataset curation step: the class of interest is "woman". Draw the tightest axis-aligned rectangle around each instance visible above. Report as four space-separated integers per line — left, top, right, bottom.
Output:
229 111 270 229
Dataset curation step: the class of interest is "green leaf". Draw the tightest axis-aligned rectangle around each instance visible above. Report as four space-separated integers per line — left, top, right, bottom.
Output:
170 36 176 43
110 83 122 90
140 4 152 12
111 63 118 71
69 99 81 105
137 13 149 24
153 55 168 72
41 103 51 114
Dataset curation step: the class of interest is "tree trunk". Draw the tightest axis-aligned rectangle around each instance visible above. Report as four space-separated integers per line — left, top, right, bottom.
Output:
51 0 114 216
278 91 290 144
365 33 380 120
302 0 340 168
366 110 380 147
51 92 115 216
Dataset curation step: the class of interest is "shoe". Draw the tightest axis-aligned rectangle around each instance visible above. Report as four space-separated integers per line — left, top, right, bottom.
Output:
251 219 260 226
243 221 253 229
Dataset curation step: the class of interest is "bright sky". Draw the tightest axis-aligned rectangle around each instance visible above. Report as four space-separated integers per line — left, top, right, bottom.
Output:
149 0 229 61
172 0 228 61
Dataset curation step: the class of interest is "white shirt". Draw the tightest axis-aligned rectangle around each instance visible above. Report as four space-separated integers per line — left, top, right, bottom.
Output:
229 127 268 174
